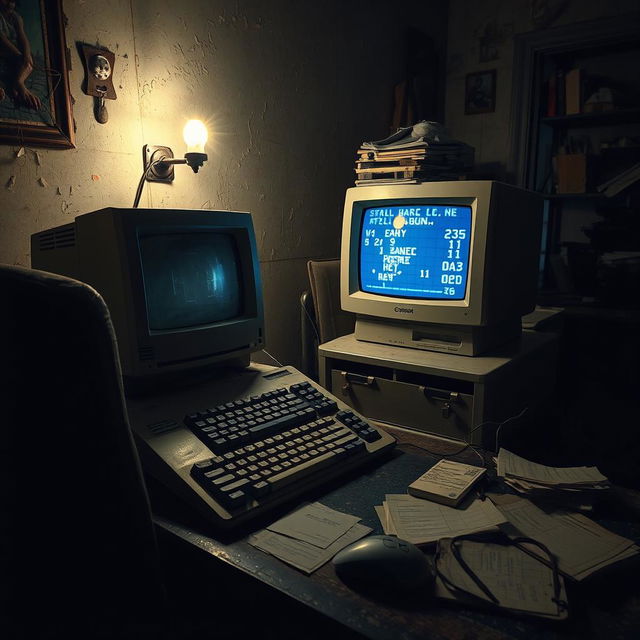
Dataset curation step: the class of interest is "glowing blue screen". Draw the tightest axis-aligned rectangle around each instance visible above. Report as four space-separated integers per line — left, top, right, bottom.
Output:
139 233 243 331
359 204 472 300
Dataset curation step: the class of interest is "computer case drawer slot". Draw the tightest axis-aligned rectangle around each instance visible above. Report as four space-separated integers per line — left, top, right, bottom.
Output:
331 369 472 440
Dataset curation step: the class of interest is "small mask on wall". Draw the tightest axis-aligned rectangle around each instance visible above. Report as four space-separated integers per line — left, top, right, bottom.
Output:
79 43 117 124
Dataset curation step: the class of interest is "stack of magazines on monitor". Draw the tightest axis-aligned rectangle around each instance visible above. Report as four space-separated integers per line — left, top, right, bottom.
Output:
355 121 474 186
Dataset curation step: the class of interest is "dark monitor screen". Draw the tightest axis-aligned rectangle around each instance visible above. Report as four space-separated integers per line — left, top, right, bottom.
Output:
139 232 244 331
358 204 472 300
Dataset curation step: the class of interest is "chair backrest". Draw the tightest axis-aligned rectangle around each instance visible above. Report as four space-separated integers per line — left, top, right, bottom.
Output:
0 264 165 633
306 259 355 344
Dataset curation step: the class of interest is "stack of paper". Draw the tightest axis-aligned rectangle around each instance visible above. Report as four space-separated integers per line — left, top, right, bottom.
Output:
374 494 506 545
248 502 371 574
408 459 486 507
355 121 474 186
497 448 609 503
491 493 639 581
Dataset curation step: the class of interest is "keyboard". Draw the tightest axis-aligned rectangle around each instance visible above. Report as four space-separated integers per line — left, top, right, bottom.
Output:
127 366 395 531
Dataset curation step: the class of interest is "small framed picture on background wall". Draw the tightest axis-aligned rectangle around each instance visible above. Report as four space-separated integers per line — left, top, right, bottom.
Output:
465 70 496 115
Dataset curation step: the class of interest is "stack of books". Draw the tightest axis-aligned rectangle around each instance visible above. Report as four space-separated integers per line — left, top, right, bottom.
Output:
496 448 609 510
355 121 474 186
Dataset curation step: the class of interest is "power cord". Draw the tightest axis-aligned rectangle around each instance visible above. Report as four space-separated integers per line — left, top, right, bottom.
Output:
261 349 283 368
300 295 321 345
400 406 530 468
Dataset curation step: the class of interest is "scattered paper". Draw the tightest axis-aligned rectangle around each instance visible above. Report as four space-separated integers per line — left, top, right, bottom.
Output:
435 538 568 618
497 448 607 486
250 522 371 574
35 151 42 166
267 502 361 549
381 494 506 545
38 177 48 188
16 147 25 158
491 493 638 580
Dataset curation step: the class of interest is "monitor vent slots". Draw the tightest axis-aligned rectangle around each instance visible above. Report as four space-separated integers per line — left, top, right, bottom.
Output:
37 226 76 251
138 346 155 361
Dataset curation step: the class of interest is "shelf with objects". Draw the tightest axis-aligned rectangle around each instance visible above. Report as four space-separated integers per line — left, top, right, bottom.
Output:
510 14 640 309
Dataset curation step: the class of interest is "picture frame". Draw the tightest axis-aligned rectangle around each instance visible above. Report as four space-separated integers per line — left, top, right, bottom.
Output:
0 0 75 149
465 70 496 115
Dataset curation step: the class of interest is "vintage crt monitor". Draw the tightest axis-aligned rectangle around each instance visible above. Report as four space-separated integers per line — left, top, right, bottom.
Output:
31 208 265 383
30 208 397 531
340 181 543 355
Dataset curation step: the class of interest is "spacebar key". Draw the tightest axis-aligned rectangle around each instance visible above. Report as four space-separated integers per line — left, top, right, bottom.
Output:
248 412 308 438
267 451 337 491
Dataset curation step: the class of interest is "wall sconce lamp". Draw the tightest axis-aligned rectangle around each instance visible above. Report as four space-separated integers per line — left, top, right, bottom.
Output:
133 119 208 207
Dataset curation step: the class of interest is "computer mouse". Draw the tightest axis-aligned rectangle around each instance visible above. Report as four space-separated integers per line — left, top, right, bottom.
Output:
332 535 434 596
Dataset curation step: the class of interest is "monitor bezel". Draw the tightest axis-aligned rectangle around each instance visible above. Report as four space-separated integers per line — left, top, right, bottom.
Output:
341 182 494 326
77 208 264 378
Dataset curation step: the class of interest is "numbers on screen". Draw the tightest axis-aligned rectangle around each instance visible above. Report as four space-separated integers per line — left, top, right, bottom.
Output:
444 229 466 240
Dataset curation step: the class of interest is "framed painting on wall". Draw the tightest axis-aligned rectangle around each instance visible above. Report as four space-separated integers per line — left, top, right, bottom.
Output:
465 70 496 115
0 0 74 148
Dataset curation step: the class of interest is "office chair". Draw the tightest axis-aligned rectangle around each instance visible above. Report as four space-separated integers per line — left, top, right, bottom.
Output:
300 260 355 379
0 265 166 637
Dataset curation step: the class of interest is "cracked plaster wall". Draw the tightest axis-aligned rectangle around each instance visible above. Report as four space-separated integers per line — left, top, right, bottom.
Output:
0 0 447 368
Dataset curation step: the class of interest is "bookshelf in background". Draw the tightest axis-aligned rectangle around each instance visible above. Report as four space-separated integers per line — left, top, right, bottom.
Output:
531 32 640 304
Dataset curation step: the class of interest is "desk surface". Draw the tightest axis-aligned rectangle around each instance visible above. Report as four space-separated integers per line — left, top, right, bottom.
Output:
154 426 640 640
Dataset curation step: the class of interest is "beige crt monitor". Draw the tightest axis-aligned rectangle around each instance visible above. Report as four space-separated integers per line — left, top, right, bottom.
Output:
340 181 543 356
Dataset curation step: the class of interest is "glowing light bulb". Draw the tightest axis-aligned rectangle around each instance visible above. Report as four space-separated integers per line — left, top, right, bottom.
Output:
183 119 208 154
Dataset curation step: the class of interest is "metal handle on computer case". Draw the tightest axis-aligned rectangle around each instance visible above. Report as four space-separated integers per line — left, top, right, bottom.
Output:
341 371 376 393
420 387 460 419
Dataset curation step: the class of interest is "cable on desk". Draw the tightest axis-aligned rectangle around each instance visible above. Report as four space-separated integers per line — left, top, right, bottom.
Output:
402 440 486 466
402 406 530 469
434 531 567 613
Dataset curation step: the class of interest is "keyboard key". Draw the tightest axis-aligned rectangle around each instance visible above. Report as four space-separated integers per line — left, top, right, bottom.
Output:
359 428 382 442
212 473 236 487
220 478 251 493
191 459 215 477
267 451 338 491
220 489 247 509
203 468 227 481
248 481 270 498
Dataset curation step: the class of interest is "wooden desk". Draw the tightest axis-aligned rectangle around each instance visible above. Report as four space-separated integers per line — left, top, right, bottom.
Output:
151 425 640 639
